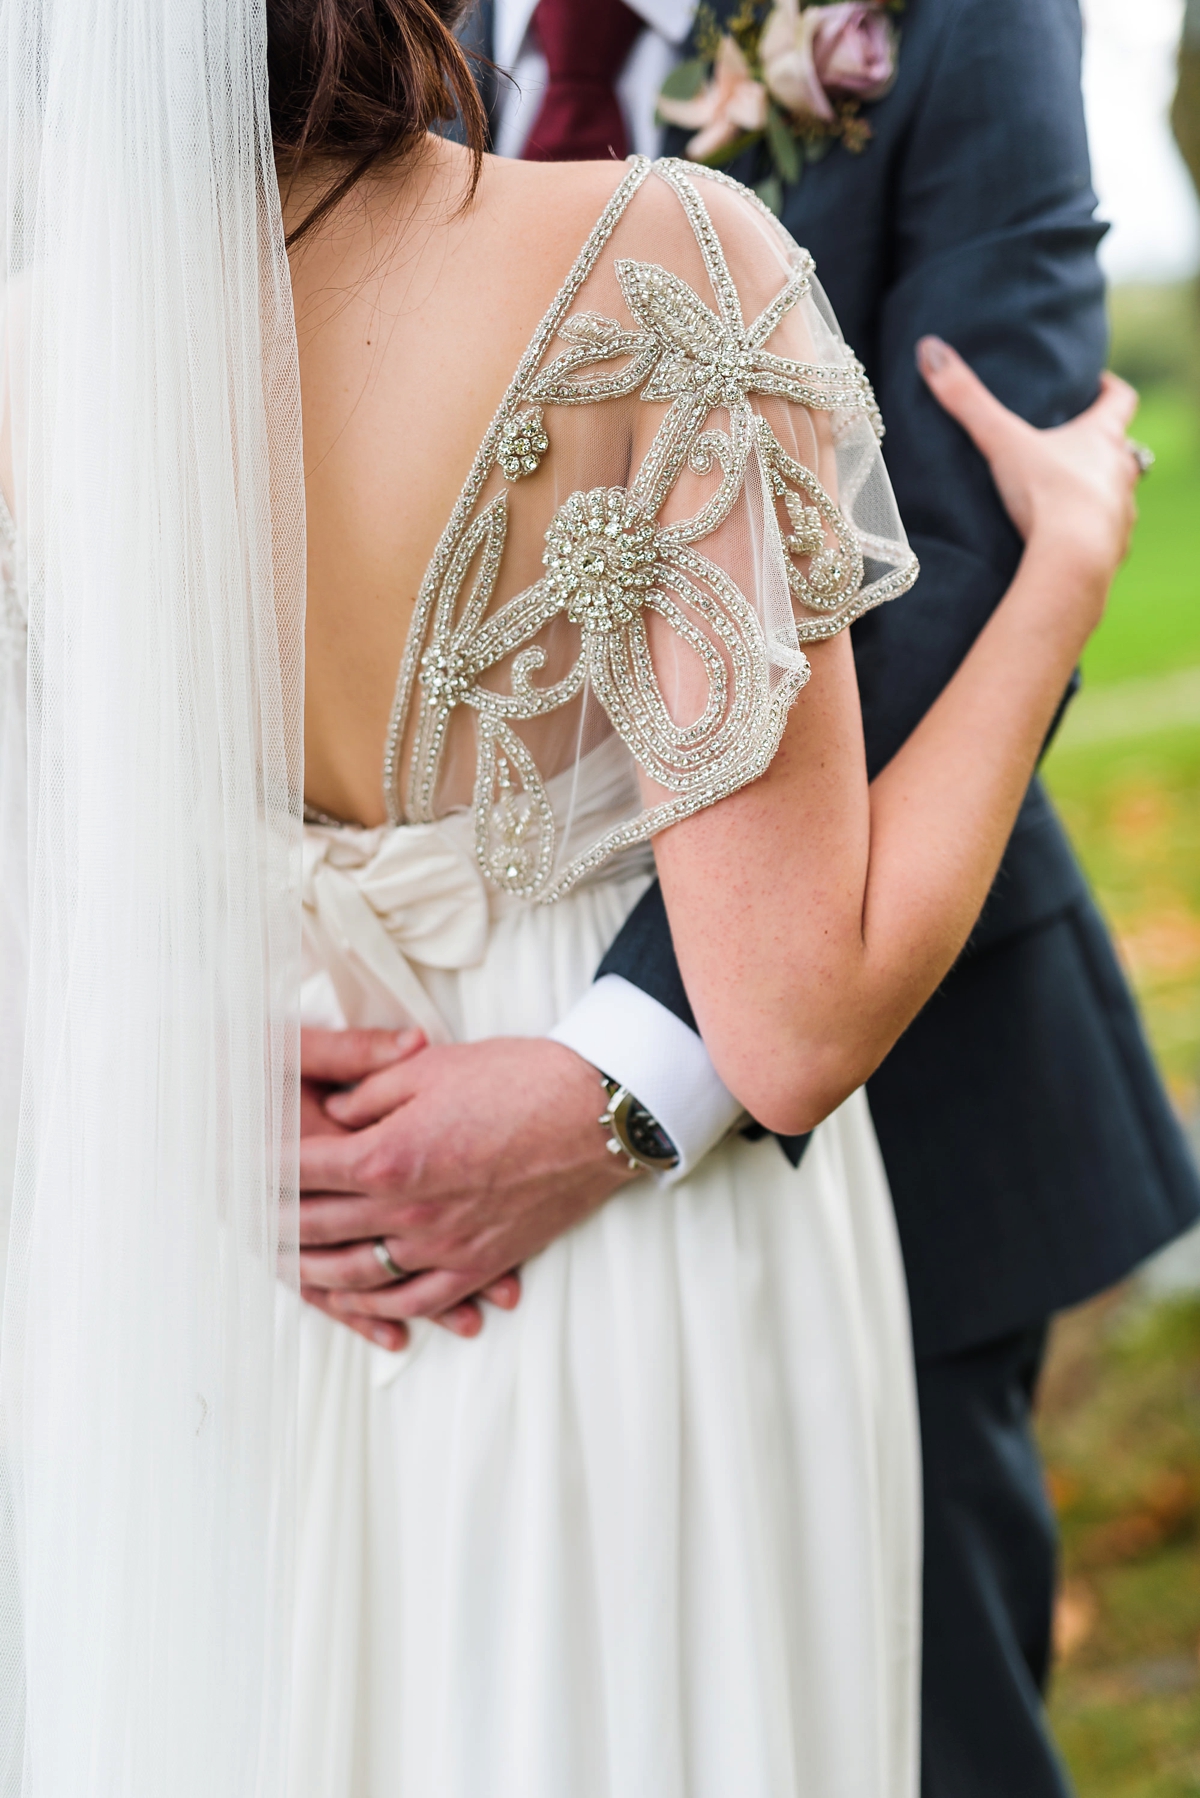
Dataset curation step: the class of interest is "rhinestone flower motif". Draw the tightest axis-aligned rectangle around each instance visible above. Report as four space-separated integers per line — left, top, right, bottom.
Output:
543 488 662 633
419 643 476 707
497 409 550 481
681 339 758 409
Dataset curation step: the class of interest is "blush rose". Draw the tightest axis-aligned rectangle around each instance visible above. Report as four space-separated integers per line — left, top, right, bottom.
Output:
761 0 896 127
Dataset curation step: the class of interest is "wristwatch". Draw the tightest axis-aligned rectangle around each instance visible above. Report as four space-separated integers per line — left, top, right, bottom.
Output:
598 1074 680 1175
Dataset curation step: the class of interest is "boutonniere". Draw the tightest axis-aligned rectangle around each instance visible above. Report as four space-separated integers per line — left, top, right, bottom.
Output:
658 1 903 213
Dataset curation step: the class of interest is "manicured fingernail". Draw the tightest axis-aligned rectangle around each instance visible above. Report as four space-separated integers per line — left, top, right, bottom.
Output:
373 1326 398 1349
917 335 950 375
324 1091 350 1119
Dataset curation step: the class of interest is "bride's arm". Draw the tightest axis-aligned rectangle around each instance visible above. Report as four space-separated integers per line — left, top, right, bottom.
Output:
654 342 1140 1136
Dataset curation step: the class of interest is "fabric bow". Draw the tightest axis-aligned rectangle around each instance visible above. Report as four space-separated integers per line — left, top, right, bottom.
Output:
302 822 490 1044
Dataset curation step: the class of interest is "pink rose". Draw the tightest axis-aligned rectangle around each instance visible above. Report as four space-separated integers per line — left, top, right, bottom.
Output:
762 0 896 127
658 35 769 162
814 3 897 101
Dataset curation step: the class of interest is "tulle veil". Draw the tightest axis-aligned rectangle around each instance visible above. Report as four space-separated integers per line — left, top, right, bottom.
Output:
0 0 305 1790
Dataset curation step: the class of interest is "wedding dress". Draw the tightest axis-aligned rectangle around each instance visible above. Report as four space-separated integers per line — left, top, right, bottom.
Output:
288 157 922 1798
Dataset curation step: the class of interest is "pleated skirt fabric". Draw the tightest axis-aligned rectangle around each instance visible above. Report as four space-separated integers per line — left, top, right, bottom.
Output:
289 856 921 1798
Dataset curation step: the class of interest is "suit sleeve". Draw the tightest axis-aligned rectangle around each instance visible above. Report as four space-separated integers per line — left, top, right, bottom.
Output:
854 0 1107 775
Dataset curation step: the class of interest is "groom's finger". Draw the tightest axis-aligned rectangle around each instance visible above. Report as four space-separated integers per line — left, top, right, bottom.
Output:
916 335 1024 459
300 1025 425 1086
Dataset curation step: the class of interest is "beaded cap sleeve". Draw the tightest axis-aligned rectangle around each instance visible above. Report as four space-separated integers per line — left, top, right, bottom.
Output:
387 158 917 902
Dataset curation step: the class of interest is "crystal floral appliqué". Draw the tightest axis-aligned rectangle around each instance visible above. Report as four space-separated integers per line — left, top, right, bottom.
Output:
419 644 477 706
543 489 662 633
497 409 550 481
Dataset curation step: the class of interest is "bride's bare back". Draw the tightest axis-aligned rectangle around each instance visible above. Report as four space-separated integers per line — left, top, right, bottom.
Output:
292 141 626 827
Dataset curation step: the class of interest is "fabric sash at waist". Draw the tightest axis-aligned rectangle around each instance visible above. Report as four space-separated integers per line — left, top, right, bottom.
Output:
302 821 490 1043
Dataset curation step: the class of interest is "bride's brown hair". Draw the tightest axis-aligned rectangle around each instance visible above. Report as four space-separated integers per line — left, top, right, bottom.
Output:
267 0 488 245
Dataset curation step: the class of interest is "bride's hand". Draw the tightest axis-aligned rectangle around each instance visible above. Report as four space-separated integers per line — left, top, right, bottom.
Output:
916 336 1142 619
298 1028 516 1348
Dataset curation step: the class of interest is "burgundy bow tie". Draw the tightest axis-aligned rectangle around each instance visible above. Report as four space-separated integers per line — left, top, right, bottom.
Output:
522 0 645 162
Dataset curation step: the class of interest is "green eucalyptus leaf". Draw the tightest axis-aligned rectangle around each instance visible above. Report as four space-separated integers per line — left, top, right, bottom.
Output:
765 105 802 185
700 129 762 168
755 173 785 215
805 135 833 163
659 57 709 102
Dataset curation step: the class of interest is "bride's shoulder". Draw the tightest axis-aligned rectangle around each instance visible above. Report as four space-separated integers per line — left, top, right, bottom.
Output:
475 149 631 212
474 150 799 302
470 150 642 263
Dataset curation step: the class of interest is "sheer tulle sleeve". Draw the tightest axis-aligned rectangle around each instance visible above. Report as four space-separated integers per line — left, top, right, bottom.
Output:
389 158 917 902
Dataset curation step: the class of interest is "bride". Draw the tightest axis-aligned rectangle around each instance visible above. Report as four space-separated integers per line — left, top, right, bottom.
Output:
0 2 1140 1794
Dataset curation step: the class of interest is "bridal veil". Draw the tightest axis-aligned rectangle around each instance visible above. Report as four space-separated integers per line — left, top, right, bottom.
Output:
0 0 305 1790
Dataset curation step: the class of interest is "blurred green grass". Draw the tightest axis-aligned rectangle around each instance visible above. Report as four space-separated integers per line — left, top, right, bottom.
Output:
1078 385 1200 689
1043 282 1200 1108
1040 1295 1200 1798
1037 282 1200 1797
1075 281 1200 692
1045 727 1200 1100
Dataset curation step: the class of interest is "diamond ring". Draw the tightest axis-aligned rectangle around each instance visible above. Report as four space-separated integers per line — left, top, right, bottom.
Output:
373 1239 407 1283
1128 439 1155 476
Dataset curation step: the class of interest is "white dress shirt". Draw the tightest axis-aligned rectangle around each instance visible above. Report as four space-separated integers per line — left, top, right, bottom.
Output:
490 1 745 1177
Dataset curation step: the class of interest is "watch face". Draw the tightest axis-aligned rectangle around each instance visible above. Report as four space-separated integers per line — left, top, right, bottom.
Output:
624 1099 678 1166
600 1077 680 1171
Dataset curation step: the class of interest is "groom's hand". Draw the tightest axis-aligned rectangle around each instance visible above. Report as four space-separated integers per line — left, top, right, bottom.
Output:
298 1029 639 1350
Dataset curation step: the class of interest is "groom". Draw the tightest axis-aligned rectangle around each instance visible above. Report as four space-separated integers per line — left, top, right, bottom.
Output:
299 2 1200 1794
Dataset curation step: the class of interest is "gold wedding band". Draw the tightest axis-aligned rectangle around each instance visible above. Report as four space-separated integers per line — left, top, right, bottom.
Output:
373 1239 407 1283
1128 439 1155 476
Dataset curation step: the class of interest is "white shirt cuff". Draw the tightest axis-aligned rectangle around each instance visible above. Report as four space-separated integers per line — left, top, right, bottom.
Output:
550 974 744 1183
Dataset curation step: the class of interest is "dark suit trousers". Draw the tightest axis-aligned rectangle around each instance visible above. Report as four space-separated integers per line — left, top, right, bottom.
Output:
918 1325 1072 1798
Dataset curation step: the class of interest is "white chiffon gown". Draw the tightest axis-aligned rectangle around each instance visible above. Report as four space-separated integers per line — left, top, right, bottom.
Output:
287 158 922 1798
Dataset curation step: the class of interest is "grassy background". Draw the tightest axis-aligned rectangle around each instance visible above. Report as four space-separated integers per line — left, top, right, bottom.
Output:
1040 1294 1200 1797
1043 284 1200 1110
1035 281 1200 1795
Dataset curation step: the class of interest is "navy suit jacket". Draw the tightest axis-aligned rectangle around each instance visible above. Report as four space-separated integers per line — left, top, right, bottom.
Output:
467 0 1200 1357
